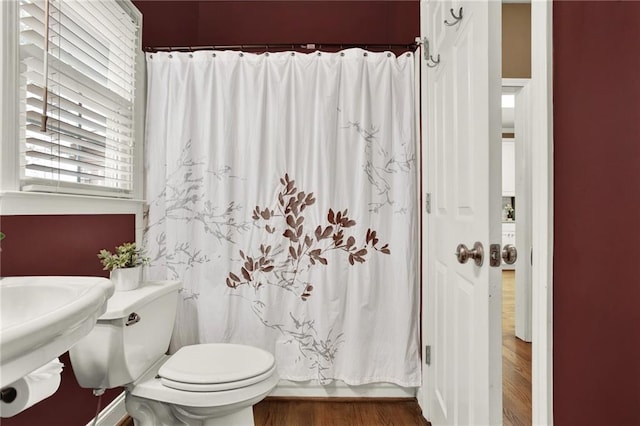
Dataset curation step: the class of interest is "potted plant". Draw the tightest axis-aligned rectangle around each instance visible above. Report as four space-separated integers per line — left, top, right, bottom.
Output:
98 242 149 291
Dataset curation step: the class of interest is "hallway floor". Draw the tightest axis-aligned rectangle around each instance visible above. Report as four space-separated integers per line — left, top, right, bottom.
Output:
502 270 532 426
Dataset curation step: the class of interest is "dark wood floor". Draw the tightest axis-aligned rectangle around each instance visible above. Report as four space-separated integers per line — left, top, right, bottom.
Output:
254 398 430 426
502 270 532 426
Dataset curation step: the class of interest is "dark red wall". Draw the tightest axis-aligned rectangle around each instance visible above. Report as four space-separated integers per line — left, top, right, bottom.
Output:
131 1 640 423
5 1 638 424
0 214 135 425
134 0 419 52
0 215 135 277
1 3 418 424
553 2 640 425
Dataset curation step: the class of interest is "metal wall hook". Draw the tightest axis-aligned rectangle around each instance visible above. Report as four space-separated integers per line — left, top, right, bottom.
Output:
420 37 441 68
444 7 464 26
427 54 440 68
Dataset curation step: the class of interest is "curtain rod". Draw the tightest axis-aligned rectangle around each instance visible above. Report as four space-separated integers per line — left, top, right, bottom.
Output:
144 43 418 53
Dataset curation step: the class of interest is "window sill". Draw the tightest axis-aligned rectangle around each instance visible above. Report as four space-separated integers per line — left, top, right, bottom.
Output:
0 190 145 216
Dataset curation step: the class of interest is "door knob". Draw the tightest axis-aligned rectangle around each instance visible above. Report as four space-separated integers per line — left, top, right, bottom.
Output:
455 242 484 266
501 244 518 265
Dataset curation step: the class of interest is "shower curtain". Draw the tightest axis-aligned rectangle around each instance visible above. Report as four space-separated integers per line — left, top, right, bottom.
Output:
144 48 420 387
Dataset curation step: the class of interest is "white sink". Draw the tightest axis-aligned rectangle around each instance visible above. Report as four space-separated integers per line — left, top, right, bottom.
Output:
0 276 114 387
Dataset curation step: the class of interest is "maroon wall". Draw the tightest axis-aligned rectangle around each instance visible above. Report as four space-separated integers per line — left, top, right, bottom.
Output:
0 215 135 277
5 1 638 424
2 4 417 424
553 2 640 425
134 0 419 52
132 1 640 423
0 214 135 425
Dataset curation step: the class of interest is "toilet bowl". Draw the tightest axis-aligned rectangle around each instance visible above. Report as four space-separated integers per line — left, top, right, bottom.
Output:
69 280 278 425
126 346 279 425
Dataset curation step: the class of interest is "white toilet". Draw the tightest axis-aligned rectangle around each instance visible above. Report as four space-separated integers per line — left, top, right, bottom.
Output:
69 280 278 426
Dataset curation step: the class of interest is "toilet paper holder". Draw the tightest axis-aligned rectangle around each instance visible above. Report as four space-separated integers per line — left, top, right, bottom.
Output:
0 358 63 418
0 388 17 403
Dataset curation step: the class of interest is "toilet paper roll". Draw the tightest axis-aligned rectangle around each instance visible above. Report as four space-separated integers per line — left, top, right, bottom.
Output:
0 359 63 418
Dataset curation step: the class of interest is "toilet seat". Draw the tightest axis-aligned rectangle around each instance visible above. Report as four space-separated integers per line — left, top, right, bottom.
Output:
161 364 277 392
158 343 275 392
129 354 280 409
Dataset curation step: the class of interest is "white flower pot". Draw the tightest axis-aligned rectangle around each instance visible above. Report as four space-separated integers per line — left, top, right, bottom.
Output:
110 266 142 292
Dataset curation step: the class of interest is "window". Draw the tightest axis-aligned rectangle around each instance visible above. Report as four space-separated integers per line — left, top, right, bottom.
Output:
17 0 141 197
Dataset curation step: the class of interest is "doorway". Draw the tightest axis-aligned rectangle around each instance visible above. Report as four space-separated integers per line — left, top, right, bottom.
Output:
501 82 533 425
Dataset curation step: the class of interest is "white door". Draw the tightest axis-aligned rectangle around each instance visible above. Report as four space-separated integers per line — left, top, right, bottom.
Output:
419 1 502 425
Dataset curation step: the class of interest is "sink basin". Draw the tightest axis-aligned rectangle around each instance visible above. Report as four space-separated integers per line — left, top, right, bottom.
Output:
0 276 114 387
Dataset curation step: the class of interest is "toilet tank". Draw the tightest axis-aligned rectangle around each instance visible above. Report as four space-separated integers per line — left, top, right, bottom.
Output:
69 280 181 389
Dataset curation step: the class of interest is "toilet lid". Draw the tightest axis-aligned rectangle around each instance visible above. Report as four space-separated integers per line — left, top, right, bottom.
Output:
158 344 275 392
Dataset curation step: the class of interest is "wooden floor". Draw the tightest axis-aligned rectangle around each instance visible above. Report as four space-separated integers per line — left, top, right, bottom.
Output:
254 398 430 426
502 270 532 426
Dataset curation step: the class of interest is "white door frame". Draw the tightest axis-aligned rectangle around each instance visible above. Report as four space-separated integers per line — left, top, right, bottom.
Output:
530 1 554 424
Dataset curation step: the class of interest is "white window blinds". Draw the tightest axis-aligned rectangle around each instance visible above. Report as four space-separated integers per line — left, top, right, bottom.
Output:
19 0 140 196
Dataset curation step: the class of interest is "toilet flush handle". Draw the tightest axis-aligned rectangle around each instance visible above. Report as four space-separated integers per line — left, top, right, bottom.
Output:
126 312 140 326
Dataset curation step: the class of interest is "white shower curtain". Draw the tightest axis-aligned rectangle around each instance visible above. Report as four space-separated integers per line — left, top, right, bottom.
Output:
144 48 420 386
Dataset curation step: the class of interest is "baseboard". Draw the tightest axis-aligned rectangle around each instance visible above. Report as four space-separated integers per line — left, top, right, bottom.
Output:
85 391 127 426
270 380 417 398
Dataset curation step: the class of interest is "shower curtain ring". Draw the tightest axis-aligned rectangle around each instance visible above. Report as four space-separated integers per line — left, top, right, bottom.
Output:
444 7 464 26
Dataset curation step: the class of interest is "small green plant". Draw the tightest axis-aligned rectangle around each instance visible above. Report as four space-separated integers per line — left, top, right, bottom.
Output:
98 242 150 271
0 231 5 241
